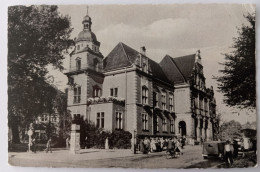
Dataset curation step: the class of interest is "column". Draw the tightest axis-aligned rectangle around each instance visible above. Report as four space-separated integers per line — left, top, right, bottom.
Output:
70 124 80 154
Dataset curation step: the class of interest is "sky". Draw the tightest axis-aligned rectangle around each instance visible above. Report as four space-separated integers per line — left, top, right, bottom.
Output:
48 4 256 124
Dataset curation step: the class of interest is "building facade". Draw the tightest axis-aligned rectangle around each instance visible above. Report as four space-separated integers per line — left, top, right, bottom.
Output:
64 13 218 145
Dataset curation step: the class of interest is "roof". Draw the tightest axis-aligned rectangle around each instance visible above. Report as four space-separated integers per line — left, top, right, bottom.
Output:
103 42 133 71
103 42 171 84
76 30 97 42
160 54 196 84
159 55 186 84
172 54 196 80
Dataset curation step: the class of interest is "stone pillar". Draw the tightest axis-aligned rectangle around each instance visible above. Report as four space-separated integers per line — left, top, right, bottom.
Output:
70 124 80 154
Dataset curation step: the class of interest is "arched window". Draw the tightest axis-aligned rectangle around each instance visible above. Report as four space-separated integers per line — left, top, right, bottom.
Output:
76 58 81 70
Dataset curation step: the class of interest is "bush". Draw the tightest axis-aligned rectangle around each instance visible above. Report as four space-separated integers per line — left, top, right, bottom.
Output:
109 130 132 149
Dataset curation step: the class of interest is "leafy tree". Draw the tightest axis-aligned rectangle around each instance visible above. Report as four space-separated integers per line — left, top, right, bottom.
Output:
217 13 255 109
219 120 242 140
8 5 73 143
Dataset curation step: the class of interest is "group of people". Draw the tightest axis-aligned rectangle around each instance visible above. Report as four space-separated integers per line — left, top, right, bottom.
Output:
139 136 186 155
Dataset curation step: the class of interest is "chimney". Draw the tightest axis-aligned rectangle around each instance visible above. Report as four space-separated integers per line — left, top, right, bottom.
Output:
140 46 146 56
195 49 201 64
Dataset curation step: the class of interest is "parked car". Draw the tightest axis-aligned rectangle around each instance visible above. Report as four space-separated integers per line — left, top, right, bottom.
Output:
202 141 225 159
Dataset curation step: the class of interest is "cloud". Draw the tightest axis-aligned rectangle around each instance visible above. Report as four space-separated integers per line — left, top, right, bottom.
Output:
96 18 192 56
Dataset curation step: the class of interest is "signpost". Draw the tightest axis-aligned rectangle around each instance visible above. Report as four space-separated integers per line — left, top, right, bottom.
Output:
27 123 34 152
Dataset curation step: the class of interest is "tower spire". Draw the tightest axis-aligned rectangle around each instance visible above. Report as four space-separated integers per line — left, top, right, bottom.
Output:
82 6 92 31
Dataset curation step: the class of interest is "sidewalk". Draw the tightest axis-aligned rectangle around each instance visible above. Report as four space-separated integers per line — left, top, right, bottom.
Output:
9 145 201 163
9 148 137 163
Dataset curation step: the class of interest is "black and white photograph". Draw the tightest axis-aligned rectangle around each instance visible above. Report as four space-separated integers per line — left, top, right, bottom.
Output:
6 3 257 169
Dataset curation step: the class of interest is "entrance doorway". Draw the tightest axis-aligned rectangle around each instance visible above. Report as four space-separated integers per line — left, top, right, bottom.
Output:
179 121 187 136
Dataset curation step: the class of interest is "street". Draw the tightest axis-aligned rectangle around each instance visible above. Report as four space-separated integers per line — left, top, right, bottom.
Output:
9 145 223 168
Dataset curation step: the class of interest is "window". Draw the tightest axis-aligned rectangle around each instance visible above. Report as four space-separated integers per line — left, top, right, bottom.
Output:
142 86 148 104
93 88 100 97
153 92 158 107
93 85 101 98
96 112 104 128
169 94 174 112
155 116 159 132
77 45 80 50
73 87 81 103
161 92 166 110
142 113 148 131
76 59 81 70
162 118 167 132
93 58 99 70
116 112 123 129
110 88 118 97
170 119 174 133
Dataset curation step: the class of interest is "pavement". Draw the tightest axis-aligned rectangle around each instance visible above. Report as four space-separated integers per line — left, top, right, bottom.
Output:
8 145 223 168
9 148 135 163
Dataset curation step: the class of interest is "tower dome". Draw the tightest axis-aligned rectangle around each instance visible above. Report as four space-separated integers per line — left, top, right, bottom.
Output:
76 30 97 42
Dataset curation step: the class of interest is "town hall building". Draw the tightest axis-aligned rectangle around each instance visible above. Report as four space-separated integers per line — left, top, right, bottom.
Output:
64 13 218 146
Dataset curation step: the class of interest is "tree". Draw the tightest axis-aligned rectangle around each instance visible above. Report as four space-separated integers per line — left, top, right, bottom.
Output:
217 13 255 109
219 120 242 140
8 5 73 143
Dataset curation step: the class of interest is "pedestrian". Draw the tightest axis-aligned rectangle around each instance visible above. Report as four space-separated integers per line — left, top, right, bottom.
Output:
232 140 239 158
143 137 150 154
176 138 183 155
32 135 38 153
200 136 204 146
181 136 186 149
105 137 109 150
66 137 70 150
150 138 156 152
224 140 234 167
167 137 175 156
139 139 145 154
46 138 52 153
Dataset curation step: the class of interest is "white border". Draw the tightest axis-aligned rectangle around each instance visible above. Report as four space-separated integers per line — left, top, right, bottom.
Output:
0 0 259 172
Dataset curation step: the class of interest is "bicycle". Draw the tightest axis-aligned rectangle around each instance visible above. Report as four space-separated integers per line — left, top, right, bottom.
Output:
165 149 180 159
